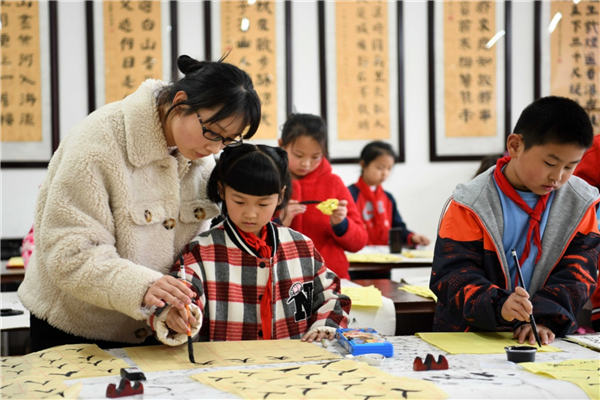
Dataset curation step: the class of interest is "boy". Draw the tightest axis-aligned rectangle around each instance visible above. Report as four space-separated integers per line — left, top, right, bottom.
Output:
430 96 600 345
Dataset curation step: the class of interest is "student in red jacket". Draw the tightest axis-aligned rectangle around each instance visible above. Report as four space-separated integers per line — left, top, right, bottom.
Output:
574 133 600 332
276 114 368 279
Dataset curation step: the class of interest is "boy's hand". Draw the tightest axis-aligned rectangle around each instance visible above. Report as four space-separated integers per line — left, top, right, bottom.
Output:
166 306 197 335
501 287 533 322
514 323 555 345
330 200 348 226
280 200 306 226
411 234 430 246
301 329 335 343
143 275 195 309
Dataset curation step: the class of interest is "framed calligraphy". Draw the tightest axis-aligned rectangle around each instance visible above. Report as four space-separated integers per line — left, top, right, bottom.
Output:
428 1 512 162
207 0 291 145
319 0 405 163
534 0 599 136
1 1 59 168
86 0 177 112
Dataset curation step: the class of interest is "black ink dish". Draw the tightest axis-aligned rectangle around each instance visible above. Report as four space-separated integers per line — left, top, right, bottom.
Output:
505 346 537 363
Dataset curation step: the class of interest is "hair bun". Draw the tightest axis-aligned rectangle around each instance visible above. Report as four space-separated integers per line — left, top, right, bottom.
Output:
177 55 204 75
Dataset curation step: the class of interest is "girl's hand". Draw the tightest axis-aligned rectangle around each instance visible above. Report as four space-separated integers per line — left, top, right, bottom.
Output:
143 275 195 310
501 287 532 322
411 234 431 246
280 200 306 226
513 323 555 345
301 329 336 343
330 200 348 226
166 306 197 335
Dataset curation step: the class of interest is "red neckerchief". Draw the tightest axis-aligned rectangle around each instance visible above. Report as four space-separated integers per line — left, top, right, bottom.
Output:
235 225 273 340
354 176 391 245
493 156 549 286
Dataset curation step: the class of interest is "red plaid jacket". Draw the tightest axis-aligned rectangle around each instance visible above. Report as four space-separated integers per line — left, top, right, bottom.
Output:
149 219 351 342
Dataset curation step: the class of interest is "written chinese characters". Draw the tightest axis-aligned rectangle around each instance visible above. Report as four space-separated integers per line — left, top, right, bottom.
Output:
336 1 390 140
1 1 42 142
444 1 497 138
550 0 599 136
104 0 162 104
221 1 277 140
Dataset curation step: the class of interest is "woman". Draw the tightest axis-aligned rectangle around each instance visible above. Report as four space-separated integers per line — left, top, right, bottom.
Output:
18 55 261 351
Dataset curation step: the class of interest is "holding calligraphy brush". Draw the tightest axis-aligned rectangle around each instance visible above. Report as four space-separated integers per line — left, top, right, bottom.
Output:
430 96 600 343
179 256 195 363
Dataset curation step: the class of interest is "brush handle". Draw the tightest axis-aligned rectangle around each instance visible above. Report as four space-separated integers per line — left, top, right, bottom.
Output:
510 249 542 348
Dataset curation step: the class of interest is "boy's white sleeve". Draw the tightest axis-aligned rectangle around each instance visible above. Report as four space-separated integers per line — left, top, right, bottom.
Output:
149 303 202 346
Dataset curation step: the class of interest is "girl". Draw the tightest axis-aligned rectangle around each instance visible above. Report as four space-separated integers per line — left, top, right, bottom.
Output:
276 114 368 280
18 55 261 351
149 144 350 344
348 141 430 248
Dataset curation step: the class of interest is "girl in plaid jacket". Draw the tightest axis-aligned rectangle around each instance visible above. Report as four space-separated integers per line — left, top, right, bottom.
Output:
149 144 351 345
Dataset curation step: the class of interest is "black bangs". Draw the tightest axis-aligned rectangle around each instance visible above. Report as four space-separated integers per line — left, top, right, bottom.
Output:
224 151 283 197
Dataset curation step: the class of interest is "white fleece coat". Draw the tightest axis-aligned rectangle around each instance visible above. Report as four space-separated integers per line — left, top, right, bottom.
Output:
18 80 220 343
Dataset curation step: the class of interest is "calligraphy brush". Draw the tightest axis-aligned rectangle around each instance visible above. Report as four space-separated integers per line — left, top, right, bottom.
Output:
299 200 322 205
510 249 542 348
179 256 195 363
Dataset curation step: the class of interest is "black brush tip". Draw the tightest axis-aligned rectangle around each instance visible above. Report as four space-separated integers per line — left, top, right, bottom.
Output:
188 337 195 363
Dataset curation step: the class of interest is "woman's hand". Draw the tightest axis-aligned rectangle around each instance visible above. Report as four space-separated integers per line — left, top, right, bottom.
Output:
280 200 306 226
301 329 336 343
166 306 197 335
501 287 532 322
513 323 555 345
143 275 195 310
330 199 348 226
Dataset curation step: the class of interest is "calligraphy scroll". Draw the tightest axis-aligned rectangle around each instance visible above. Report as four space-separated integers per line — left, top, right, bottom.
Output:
91 0 172 108
323 1 402 161
213 0 286 142
1 0 55 165
540 1 599 136
429 1 509 161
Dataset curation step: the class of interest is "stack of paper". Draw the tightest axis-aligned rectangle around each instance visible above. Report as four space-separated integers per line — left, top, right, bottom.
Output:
342 285 383 307
399 285 438 302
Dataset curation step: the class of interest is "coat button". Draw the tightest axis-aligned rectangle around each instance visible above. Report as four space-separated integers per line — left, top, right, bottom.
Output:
258 295 263 301
163 218 176 230
194 207 206 220
144 210 152 223
258 330 263 337
259 262 266 268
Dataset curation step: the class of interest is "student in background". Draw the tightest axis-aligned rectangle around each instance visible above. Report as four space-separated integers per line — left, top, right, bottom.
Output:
348 141 430 248
276 114 368 280
18 55 261 351
149 144 350 344
431 96 599 345
574 133 600 332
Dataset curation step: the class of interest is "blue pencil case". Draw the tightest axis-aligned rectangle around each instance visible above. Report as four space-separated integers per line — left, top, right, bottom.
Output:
336 327 394 357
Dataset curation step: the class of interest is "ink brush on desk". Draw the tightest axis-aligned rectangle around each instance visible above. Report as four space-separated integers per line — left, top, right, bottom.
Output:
179 256 195 363
510 249 542 348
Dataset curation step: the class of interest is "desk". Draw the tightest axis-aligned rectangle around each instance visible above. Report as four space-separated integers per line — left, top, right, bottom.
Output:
1 260 25 285
354 279 435 335
69 337 596 399
1 291 30 356
347 246 433 275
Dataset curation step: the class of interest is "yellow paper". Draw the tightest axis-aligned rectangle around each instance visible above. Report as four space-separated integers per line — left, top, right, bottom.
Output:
316 199 339 216
0 379 82 399
0 344 129 384
399 285 438 302
416 332 562 355
346 253 403 263
6 256 24 268
401 250 434 259
193 359 448 399
521 359 600 400
124 340 340 373
342 285 383 307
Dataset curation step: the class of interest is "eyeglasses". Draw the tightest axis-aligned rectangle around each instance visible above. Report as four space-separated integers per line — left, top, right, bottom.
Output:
195 111 243 147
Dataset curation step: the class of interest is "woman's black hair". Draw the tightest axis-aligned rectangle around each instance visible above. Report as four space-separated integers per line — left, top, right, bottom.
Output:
359 141 396 167
207 144 292 216
157 54 261 140
280 113 328 158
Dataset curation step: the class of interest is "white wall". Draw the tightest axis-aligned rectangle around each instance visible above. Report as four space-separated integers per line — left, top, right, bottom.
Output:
1 0 535 246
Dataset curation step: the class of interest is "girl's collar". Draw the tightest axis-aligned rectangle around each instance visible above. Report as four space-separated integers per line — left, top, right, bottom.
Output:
223 218 278 258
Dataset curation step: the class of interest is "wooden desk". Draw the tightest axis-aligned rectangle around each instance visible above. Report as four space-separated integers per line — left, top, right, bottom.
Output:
347 246 433 274
72 337 595 399
1 261 25 285
354 279 435 335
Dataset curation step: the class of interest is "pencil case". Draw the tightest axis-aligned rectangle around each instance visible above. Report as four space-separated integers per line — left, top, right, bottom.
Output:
336 327 394 357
